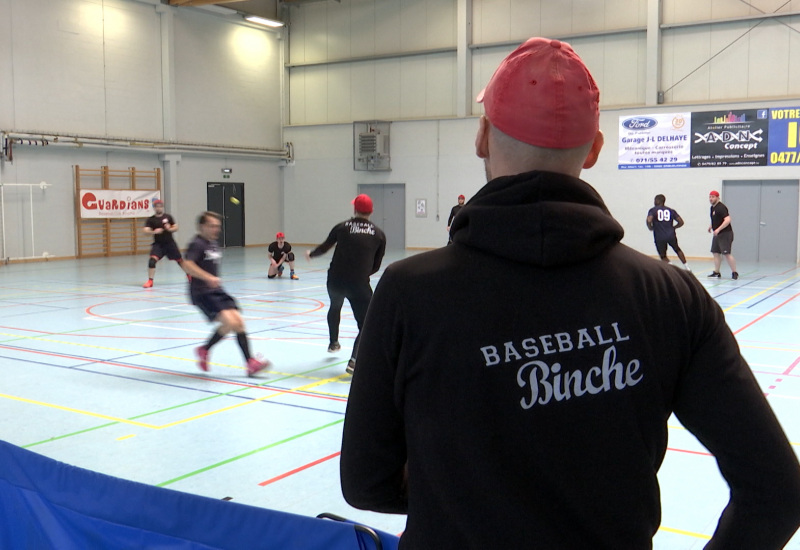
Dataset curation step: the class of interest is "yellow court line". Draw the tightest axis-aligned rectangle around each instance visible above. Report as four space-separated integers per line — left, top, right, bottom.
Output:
658 525 711 540
0 373 351 431
723 273 800 313
0 393 159 428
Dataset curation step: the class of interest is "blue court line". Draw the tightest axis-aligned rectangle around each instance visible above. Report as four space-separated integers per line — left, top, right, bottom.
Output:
747 279 800 308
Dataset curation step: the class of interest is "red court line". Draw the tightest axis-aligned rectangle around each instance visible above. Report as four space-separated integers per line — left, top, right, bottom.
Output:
259 452 341 486
0 344 347 402
733 292 800 336
785 356 800 376
667 447 712 457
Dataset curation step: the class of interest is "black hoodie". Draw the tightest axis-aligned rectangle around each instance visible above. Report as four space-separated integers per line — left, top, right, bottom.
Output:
341 171 800 549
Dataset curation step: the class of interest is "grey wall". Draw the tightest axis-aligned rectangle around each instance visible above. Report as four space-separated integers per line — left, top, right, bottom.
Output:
0 0 285 260
283 0 800 261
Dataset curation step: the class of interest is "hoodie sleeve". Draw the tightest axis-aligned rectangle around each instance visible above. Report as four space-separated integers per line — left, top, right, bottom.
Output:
672 283 800 549
340 266 408 513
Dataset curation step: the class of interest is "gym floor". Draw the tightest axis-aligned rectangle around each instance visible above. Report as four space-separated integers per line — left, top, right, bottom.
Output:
0 247 798 548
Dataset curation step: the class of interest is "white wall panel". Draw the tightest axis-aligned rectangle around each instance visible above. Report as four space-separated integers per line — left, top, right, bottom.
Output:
10 0 106 134
474 0 512 45
400 57 429 119
706 23 751 101
303 2 329 64
173 10 281 147
0 0 13 129
509 0 542 41
573 0 606 34
349 0 376 57
374 0 402 55
426 1 456 49
399 0 431 51
663 0 712 25
600 33 647 106
663 27 711 103
424 54 457 117
789 17 800 95
103 1 163 139
303 65 330 122
350 63 377 121
748 22 790 99
327 65 353 123
539 1 573 37
374 59 402 119
605 0 646 29
289 68 307 125
287 4 307 65
327 1 352 60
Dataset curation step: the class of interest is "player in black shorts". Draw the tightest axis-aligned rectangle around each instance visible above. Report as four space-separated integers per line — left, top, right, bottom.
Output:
182 211 270 377
646 194 690 271
707 190 738 280
306 194 386 374
267 232 299 280
142 199 187 288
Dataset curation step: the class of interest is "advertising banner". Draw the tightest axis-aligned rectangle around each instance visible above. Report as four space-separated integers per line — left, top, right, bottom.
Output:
618 113 691 169
768 107 800 165
689 109 768 167
79 190 160 218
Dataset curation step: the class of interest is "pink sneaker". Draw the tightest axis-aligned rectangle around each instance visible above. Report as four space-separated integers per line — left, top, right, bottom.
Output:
196 346 209 372
247 356 271 377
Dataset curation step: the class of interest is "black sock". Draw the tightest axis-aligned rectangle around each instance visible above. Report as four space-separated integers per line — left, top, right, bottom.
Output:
205 329 224 350
236 332 251 361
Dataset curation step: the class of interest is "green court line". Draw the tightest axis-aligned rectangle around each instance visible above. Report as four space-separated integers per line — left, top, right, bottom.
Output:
156 418 344 487
22 362 347 447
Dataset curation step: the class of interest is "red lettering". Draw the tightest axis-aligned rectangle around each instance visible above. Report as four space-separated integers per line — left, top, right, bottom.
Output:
81 192 98 210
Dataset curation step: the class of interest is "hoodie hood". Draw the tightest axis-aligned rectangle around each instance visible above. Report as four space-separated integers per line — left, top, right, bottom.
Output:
450 170 624 267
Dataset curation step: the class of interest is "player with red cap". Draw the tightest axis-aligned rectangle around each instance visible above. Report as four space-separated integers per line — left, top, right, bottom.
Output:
305 194 386 374
341 37 800 549
141 198 188 288
446 194 466 244
267 231 298 280
707 190 738 279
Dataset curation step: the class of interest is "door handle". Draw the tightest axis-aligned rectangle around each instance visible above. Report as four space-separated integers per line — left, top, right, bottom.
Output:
759 221 766 226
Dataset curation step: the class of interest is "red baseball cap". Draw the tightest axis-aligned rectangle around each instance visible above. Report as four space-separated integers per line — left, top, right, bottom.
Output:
709 190 720 197
477 37 600 149
352 194 373 214
458 194 465 200
276 232 285 239
152 198 164 206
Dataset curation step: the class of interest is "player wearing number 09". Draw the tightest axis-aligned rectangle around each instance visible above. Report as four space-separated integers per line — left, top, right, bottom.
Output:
646 194 690 271
340 37 800 549
182 211 270 377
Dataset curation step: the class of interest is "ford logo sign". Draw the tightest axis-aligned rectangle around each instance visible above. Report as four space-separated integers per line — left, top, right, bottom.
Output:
622 117 658 130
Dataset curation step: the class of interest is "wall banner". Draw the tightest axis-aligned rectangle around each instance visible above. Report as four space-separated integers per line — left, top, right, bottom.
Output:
618 113 691 170
690 109 768 167
79 190 160 218
768 107 800 165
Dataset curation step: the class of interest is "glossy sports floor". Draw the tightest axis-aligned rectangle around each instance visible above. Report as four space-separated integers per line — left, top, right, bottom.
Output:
1 247 799 548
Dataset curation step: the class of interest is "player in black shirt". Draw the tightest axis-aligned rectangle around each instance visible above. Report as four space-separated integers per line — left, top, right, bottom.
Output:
183 211 269 377
707 190 738 279
446 194 465 245
306 194 386 374
142 199 187 288
267 232 298 280
646 194 689 271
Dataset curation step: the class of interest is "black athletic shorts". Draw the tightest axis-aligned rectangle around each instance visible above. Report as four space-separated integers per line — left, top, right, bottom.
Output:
655 236 680 258
150 241 182 261
191 289 239 321
711 231 734 255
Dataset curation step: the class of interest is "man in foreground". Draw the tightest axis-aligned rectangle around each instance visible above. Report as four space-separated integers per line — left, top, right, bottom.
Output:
340 37 800 549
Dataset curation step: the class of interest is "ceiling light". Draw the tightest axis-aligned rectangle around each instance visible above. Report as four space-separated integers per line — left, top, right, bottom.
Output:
244 15 284 28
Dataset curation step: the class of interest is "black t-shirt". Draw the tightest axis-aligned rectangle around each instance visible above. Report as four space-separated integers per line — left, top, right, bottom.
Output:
710 202 733 233
647 205 679 241
448 204 464 226
145 214 177 244
185 234 221 295
309 218 386 284
268 241 292 262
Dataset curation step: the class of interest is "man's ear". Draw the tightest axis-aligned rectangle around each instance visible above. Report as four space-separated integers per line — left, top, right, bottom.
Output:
475 115 490 159
582 130 604 169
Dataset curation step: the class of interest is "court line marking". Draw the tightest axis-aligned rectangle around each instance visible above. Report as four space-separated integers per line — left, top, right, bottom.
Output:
258 451 341 487
657 526 711 540
732 292 800 335
156 419 344 487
